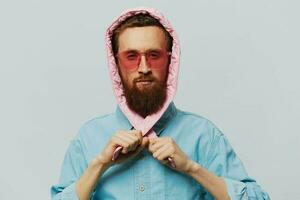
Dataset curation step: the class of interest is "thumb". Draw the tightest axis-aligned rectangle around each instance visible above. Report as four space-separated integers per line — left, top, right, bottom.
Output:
128 139 146 157
127 137 149 158
141 137 149 148
132 137 149 155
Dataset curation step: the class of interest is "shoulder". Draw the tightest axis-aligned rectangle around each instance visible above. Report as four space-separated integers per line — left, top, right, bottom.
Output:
177 109 221 130
82 113 116 130
73 112 117 140
174 108 225 140
67 112 118 155
176 109 209 123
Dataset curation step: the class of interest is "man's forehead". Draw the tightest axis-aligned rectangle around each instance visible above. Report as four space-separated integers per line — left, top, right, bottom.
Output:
117 26 167 52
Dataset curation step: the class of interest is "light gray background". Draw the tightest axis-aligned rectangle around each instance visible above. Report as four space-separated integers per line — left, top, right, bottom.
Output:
0 0 299 199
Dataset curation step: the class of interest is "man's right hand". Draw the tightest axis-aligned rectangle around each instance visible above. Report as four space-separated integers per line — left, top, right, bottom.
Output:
76 130 148 200
95 130 149 168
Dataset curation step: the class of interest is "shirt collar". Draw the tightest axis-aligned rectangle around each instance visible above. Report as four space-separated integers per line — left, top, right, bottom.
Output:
115 102 177 136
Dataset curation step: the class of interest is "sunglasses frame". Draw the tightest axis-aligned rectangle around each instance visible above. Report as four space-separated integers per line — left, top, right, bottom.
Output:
116 49 171 71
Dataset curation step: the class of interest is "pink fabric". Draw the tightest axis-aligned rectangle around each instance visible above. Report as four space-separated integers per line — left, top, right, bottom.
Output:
105 7 180 167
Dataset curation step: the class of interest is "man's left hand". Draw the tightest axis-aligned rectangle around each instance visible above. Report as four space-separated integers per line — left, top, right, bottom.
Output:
147 137 193 173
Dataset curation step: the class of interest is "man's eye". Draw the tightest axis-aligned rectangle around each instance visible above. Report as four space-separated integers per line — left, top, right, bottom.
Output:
148 51 161 59
126 54 138 60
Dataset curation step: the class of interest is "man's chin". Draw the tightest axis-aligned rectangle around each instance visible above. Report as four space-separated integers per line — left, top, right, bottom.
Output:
124 81 167 117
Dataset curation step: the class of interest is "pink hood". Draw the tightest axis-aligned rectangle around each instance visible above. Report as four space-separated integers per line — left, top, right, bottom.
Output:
105 7 180 137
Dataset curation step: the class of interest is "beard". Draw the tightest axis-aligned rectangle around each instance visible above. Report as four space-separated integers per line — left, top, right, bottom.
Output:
121 75 167 118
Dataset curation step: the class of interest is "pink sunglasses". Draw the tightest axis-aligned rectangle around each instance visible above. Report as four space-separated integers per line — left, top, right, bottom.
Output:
116 49 171 71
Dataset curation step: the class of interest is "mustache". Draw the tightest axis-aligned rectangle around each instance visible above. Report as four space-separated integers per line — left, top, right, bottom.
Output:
134 76 156 82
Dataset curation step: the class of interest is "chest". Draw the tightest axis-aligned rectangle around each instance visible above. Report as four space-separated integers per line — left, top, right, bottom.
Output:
92 149 205 200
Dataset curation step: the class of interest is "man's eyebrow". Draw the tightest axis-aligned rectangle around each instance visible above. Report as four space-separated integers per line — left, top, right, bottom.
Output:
121 49 138 53
147 48 164 51
123 48 164 52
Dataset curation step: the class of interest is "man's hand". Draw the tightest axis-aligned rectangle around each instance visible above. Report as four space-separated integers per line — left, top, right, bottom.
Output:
95 130 149 168
148 137 193 173
76 130 148 200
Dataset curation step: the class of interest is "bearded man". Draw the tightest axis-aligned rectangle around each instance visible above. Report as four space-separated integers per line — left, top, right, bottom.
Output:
51 7 270 200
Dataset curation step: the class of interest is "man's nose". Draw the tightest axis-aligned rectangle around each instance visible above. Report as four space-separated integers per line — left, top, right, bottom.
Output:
138 55 151 74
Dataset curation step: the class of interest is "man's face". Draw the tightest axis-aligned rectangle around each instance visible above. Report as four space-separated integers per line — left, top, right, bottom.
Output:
116 26 170 117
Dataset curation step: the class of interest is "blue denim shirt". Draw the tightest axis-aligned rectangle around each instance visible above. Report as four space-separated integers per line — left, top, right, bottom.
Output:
51 102 270 199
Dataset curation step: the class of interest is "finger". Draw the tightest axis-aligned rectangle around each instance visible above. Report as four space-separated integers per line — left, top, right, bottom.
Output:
157 146 175 161
118 132 135 143
132 130 143 142
112 135 131 154
126 140 146 157
141 137 149 148
149 137 158 145
129 130 142 137
111 134 129 146
150 137 169 145
149 138 166 153
122 130 142 144
122 131 140 142
160 159 169 165
123 132 143 150
118 131 143 152
126 137 141 151
129 131 143 146
118 132 137 148
127 137 149 157
128 137 148 155
153 144 172 160
115 133 134 147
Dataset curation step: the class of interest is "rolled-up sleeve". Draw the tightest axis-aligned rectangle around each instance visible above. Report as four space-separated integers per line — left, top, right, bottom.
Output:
204 126 270 200
51 182 78 200
51 138 88 200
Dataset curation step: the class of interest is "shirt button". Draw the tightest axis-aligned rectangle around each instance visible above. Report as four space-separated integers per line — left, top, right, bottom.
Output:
139 184 145 192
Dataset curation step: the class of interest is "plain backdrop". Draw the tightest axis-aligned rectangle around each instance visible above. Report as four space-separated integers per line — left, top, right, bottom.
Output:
0 0 299 199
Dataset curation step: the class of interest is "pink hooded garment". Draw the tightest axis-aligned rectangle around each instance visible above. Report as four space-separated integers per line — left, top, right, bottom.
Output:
105 7 180 166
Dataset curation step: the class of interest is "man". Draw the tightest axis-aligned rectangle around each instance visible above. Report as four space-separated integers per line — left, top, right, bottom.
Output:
51 7 270 200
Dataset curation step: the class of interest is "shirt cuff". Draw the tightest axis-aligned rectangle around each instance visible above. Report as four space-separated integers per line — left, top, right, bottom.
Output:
60 182 79 200
223 178 248 200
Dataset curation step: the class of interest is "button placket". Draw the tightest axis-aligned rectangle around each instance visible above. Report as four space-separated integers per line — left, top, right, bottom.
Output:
133 152 151 199
139 184 145 192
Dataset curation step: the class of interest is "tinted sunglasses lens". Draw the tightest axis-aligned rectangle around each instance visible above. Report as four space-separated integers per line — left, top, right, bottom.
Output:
119 52 140 70
146 51 168 69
